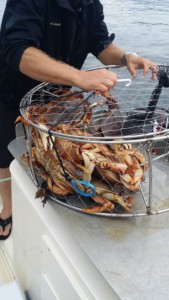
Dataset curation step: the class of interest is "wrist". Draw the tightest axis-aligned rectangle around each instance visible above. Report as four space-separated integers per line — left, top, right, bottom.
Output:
65 67 82 87
120 52 138 66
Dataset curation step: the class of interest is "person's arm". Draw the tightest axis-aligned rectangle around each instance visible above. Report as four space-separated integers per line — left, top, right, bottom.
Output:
19 46 118 92
98 43 126 66
98 44 158 80
89 1 158 80
19 47 81 86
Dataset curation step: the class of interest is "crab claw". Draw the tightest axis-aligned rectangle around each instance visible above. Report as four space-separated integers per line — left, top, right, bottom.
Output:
15 116 29 126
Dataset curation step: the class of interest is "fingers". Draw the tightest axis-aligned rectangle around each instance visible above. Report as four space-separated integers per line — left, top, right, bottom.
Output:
149 64 158 73
99 77 117 91
142 62 158 80
143 63 149 76
127 64 137 78
126 55 158 81
139 59 158 80
80 69 118 92
149 64 158 80
94 69 118 91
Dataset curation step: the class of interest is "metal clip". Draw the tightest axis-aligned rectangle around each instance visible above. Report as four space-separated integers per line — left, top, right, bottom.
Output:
117 78 132 87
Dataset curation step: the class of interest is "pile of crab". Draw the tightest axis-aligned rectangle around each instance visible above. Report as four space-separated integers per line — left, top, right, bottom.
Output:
18 88 148 214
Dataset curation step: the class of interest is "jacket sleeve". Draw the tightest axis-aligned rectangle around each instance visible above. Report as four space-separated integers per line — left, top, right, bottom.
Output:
90 0 115 58
0 0 46 70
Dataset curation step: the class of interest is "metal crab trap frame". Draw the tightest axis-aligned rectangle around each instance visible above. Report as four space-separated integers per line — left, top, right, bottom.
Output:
19 65 169 217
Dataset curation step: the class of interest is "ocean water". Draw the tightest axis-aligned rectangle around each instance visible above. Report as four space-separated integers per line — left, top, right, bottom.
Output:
103 0 169 60
84 0 169 68
0 0 168 66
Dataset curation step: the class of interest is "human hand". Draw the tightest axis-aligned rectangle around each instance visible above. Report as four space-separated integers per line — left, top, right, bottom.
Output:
76 69 117 92
125 54 158 80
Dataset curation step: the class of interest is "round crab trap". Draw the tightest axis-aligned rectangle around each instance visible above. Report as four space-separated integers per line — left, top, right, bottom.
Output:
19 65 169 217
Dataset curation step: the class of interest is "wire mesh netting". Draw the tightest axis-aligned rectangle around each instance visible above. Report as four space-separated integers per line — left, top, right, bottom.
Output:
19 65 169 217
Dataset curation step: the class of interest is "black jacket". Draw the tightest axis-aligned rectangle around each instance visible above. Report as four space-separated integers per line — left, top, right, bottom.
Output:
0 0 114 102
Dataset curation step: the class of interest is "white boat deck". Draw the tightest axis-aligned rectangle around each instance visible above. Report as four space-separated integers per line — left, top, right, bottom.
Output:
1 155 169 300
0 198 26 299
7 157 169 300
0 197 14 286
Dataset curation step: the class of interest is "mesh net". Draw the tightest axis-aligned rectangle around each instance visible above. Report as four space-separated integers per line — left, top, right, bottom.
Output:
19 65 169 216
